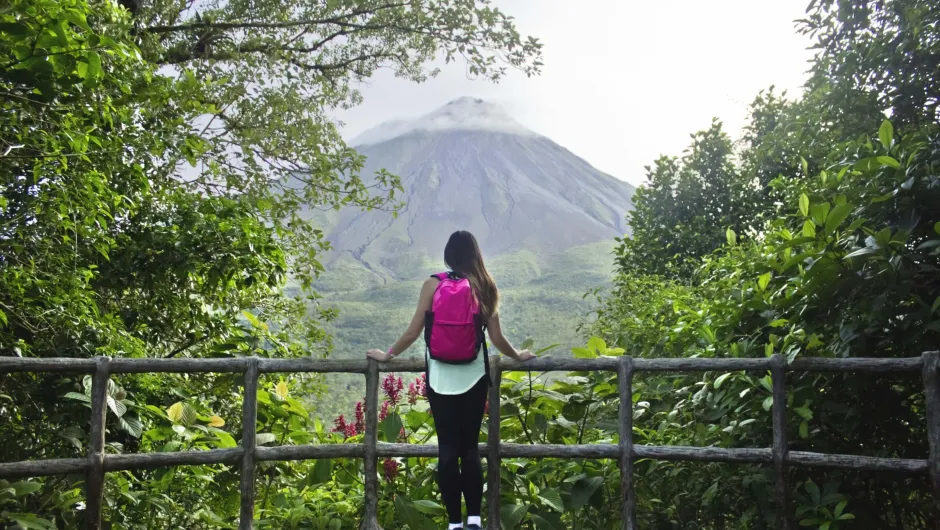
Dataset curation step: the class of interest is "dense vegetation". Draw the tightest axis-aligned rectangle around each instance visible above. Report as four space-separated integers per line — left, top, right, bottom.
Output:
2 0 939 529
586 1 940 527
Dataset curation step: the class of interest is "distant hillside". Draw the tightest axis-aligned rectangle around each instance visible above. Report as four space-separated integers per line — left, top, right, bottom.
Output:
314 97 634 286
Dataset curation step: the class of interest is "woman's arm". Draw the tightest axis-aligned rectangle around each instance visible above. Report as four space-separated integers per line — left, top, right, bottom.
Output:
487 313 535 361
366 278 438 362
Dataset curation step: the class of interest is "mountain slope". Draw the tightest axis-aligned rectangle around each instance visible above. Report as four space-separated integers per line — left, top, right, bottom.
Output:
320 98 635 282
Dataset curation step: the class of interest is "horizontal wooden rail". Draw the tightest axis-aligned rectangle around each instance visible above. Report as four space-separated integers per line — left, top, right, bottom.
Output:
0 352 936 530
2 443 929 479
0 355 927 375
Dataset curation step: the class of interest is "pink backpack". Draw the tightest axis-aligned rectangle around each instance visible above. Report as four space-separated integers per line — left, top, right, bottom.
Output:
424 272 486 364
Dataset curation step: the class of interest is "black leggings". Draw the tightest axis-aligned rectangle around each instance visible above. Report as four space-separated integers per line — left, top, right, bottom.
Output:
427 375 488 524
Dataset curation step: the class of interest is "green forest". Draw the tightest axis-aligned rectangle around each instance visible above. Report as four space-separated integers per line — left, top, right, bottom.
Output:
2 0 939 529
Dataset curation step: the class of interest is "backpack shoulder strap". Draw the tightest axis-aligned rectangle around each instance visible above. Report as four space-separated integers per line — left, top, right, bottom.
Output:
431 272 450 281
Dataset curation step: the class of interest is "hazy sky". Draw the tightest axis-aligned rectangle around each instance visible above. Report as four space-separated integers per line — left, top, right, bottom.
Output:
335 0 816 186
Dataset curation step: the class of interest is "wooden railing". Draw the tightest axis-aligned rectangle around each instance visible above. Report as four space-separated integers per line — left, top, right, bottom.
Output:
1 352 939 530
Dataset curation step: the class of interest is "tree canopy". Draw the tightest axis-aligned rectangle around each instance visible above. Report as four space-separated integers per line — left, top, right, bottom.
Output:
592 0 940 527
1 0 541 527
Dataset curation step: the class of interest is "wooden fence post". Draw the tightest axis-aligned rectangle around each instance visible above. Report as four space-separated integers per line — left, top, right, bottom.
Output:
619 356 637 530
771 354 792 530
361 358 381 530
923 351 940 529
85 357 110 530
487 358 502 530
239 358 260 530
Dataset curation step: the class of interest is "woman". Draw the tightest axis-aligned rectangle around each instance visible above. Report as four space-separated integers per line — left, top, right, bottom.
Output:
367 230 535 530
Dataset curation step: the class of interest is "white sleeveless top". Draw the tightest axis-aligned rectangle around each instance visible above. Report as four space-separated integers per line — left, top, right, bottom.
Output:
427 348 486 395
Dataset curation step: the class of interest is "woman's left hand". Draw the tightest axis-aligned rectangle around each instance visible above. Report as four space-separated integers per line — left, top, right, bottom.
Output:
367 349 393 362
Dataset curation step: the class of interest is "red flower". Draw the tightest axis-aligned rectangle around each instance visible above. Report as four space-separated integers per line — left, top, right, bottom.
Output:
355 401 365 434
407 382 418 405
418 373 428 397
382 373 405 404
333 414 347 433
383 458 400 481
344 423 358 438
335 414 358 439
379 400 391 422
484 399 489 416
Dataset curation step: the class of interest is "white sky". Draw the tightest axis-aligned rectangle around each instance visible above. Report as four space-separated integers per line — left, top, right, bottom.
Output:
335 0 816 186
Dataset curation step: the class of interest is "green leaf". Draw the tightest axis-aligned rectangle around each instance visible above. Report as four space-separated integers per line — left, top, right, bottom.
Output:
181 403 198 426
805 479 821 505
802 220 816 238
7 513 56 530
535 343 560 355
106 395 126 417
800 156 809 176
395 495 434 530
714 372 732 389
757 272 771 292
934 222 940 234
65 11 91 31
726 228 737 246
810 203 831 226
538 489 564 512
871 189 898 203
530 511 565 530
85 51 101 83
878 119 893 148
571 347 597 359
213 430 237 448
835 500 847 518
846 217 867 233
0 23 30 37
519 338 535 350
255 433 277 445
566 476 604 510
762 396 773 411
799 193 809 217
166 402 184 423
876 155 900 169
411 499 444 514
586 336 607 353
64 392 91 403
561 400 587 422
844 248 877 260
380 412 403 443
307 458 332 486
11 481 42 496
824 203 852 235
118 415 143 438
500 503 529 529
799 421 809 439
51 20 70 47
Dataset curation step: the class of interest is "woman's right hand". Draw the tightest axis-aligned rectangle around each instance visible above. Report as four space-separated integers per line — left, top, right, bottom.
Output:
516 350 536 361
367 349 393 363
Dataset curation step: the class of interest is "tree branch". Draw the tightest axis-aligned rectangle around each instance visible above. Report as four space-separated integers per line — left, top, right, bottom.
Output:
142 3 411 35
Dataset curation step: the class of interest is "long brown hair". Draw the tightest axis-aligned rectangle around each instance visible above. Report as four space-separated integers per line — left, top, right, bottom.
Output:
444 231 498 320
